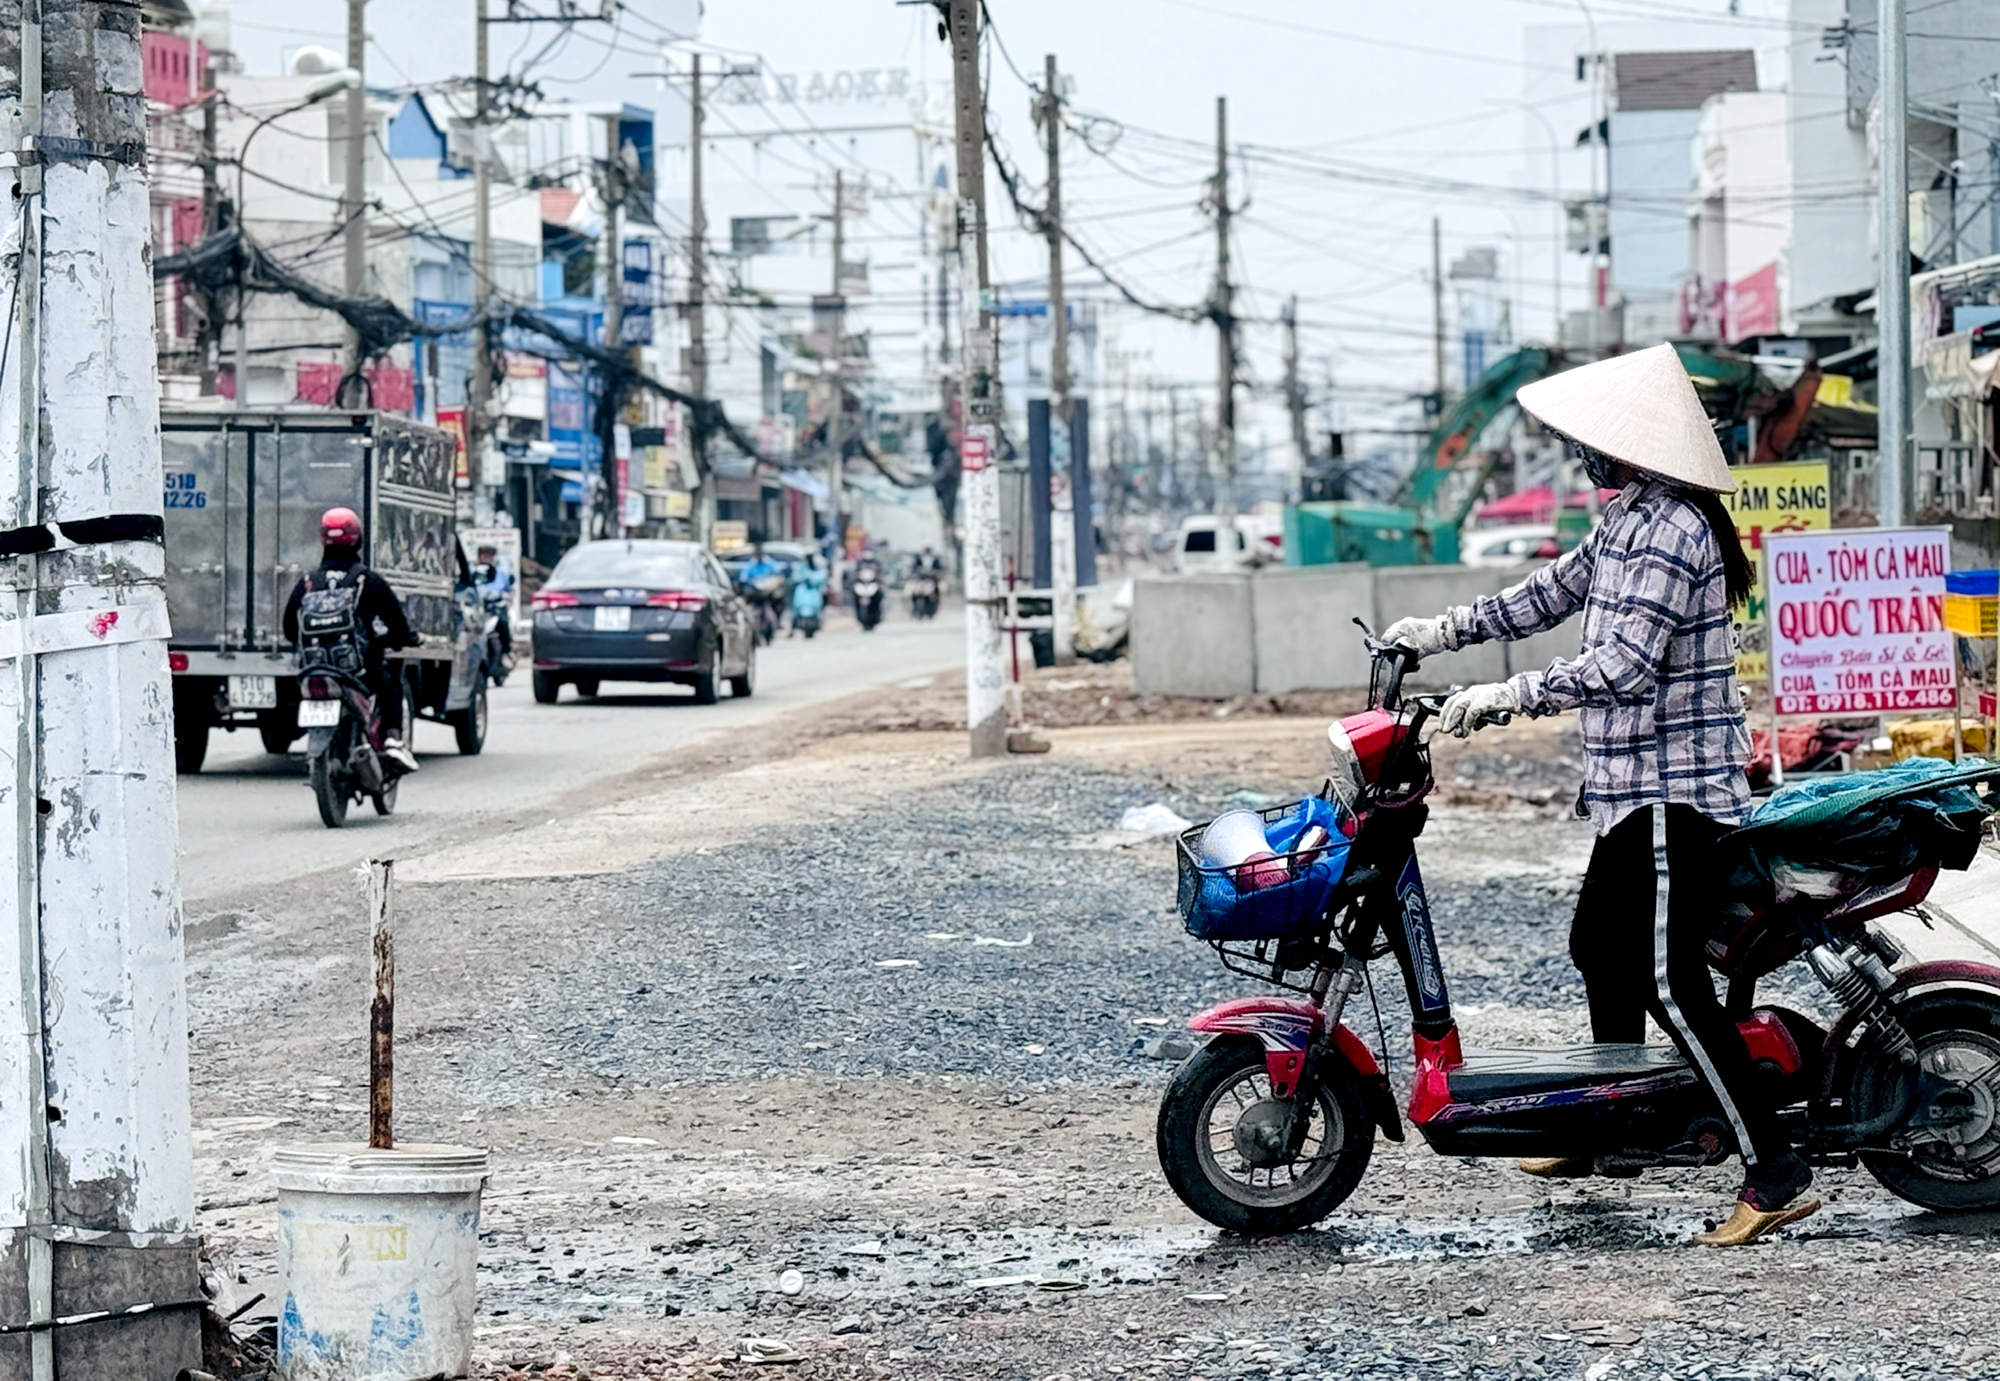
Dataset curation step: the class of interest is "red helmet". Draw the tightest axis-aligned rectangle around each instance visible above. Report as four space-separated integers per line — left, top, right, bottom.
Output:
320 506 363 547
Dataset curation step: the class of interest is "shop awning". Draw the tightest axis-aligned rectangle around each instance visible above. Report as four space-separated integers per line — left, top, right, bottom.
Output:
779 468 830 501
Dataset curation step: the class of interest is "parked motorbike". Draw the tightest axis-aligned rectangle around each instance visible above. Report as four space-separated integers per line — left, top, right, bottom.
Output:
908 570 940 620
852 565 885 632
791 571 827 639
1155 624 2000 1235
296 667 402 829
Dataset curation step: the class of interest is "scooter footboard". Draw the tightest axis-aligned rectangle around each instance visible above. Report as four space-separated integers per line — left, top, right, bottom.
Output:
1188 997 1403 1141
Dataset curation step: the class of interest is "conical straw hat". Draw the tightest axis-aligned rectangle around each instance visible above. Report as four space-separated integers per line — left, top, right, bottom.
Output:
1515 342 1734 493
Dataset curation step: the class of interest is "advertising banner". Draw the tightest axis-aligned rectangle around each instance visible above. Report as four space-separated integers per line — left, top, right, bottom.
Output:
1765 526 1954 716
1723 461 1830 681
437 406 468 489
458 524 522 627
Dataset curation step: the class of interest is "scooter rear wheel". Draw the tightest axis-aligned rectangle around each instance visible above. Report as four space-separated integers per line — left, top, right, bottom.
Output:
1157 1036 1372 1234
1851 994 2000 1212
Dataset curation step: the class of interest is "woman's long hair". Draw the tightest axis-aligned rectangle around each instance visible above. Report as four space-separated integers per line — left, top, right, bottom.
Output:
1689 490 1755 609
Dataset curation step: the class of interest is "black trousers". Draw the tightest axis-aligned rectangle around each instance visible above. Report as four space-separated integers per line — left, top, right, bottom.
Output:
1569 803 1788 1168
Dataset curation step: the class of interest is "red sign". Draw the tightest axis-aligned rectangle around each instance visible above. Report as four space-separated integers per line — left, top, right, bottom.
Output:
960 426 992 474
1726 261 1780 342
437 407 469 489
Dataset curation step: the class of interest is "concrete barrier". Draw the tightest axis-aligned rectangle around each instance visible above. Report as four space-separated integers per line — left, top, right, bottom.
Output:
1129 564 1591 697
1374 566 1513 685
1132 575 1256 697
1252 564 1377 693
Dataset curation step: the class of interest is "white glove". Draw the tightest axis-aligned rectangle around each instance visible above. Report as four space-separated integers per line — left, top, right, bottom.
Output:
1439 681 1520 738
1380 614 1457 658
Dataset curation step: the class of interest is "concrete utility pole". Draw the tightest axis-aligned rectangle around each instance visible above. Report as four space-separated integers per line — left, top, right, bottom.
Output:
341 0 368 392
1211 95 1238 535
828 169 846 554
947 0 1006 756
1431 217 1446 406
1876 0 1912 526
1 3 198 1374
687 53 712 542
470 0 496 519
197 68 222 394
600 139 623 540
1283 294 1310 476
1040 53 1077 665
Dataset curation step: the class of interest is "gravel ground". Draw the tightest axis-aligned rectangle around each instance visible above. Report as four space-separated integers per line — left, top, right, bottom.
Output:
186 704 2000 1381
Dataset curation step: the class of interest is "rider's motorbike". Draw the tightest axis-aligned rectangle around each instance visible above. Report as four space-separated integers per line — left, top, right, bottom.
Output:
908 570 940 620
791 573 826 639
296 667 401 829
1155 624 2000 1234
852 566 885 632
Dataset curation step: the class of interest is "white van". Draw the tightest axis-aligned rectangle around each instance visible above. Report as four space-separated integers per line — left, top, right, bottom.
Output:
1175 515 1276 574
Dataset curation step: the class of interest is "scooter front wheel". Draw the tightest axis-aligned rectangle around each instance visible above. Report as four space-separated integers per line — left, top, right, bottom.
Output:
1157 1036 1372 1234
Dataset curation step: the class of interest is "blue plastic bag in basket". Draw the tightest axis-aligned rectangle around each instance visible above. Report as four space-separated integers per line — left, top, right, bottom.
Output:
1178 797 1353 942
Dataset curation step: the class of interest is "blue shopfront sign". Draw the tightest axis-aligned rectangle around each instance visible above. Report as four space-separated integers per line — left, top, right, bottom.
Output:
547 360 600 469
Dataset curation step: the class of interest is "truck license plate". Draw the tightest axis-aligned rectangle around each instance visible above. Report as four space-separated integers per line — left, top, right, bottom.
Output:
228 675 278 709
297 699 342 727
594 605 631 632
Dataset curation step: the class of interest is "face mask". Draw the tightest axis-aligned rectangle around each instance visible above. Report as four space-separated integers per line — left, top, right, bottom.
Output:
1577 445 1621 490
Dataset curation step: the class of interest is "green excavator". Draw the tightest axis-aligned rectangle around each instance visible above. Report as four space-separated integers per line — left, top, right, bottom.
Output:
1285 346 1562 566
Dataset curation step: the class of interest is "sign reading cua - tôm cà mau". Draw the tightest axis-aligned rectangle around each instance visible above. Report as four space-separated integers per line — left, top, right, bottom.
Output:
1763 526 1955 717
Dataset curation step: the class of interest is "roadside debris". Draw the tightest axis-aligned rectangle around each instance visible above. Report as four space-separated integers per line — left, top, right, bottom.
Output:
737 1337 802 1364
1118 803 1193 835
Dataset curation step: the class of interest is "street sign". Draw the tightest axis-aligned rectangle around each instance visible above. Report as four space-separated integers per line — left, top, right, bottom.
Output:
1765 526 1954 716
1724 460 1830 681
961 425 992 474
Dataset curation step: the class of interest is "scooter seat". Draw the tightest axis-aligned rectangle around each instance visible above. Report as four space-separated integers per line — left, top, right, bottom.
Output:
1447 1044 1692 1103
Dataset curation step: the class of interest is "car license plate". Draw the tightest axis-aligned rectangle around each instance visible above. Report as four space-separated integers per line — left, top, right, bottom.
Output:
594 605 632 632
228 675 277 709
297 699 342 727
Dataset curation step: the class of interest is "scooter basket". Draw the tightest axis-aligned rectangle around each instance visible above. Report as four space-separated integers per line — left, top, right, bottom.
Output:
1175 796 1353 941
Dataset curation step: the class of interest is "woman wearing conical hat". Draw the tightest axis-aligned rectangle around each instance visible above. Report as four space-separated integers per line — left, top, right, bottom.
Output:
1382 342 1816 1247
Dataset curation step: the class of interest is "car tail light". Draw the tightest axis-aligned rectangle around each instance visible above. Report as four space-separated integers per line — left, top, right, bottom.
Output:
533 590 579 610
168 651 189 673
645 591 707 612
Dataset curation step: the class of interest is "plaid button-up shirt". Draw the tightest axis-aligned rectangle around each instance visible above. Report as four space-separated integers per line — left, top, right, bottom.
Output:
1448 480 1752 834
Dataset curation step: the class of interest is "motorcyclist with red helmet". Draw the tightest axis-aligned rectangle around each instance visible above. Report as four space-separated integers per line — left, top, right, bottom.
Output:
282 507 420 774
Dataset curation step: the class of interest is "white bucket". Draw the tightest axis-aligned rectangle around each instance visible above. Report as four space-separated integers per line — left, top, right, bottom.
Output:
273 1143 491 1381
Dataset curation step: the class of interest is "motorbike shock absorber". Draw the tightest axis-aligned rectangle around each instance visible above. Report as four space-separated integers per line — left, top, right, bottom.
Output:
1807 942 1918 1068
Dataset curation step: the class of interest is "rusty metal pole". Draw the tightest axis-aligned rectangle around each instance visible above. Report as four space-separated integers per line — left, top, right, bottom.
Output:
368 859 395 1151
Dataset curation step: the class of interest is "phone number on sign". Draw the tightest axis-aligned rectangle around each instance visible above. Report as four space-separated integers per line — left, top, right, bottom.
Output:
1776 689 1957 714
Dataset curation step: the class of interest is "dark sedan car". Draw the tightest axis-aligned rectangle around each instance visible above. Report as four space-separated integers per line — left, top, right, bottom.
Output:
530 540 756 705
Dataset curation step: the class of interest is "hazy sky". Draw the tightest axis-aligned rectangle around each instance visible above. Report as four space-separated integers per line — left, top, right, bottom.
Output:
222 0 1810 446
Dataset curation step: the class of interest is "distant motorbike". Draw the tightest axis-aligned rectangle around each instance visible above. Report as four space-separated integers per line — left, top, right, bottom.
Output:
296 667 401 828
852 565 885 632
791 571 827 639
908 570 940 620
746 574 787 646
482 592 514 687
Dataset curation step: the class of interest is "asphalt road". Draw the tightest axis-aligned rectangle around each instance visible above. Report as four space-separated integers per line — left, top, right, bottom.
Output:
173 610 967 903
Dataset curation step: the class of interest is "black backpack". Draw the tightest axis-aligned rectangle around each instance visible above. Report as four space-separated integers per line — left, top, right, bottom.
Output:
296 570 370 675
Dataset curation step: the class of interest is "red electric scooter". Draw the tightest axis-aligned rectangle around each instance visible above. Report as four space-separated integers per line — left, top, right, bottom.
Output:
1155 628 2000 1234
